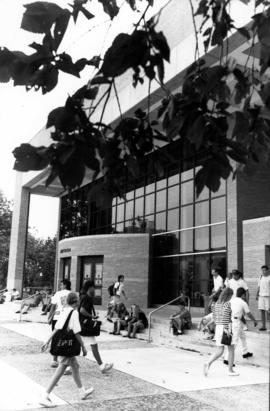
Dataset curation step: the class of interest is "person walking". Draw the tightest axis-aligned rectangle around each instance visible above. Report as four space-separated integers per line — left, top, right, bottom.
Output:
106 275 128 322
228 270 249 301
40 292 94 408
207 268 224 313
79 280 113 373
256 265 270 331
48 279 71 369
203 288 239 377
223 287 257 365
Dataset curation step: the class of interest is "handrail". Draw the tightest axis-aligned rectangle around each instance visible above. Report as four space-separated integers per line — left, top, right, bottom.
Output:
19 291 49 322
147 294 190 343
0 288 7 294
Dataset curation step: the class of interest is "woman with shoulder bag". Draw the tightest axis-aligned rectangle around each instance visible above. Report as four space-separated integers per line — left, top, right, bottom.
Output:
40 292 94 408
203 287 239 377
79 280 113 374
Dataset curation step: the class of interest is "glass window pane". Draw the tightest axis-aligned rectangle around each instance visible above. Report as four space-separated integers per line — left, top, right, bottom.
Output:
211 224 226 248
168 174 179 186
181 181 193 205
135 196 144 218
117 196 124 204
145 194 155 215
179 255 194 297
145 215 155 231
125 200 134 220
112 206 116 225
117 203 124 222
156 190 166 212
195 227 209 250
156 212 166 232
181 205 193 228
196 186 209 201
168 185 179 209
116 222 124 232
135 187 144 197
181 168 193 182
112 197 116 206
212 179 226 197
180 230 193 252
156 179 166 190
211 197 226 223
145 182 155 194
153 233 179 256
195 201 209 226
126 191 134 201
167 208 179 231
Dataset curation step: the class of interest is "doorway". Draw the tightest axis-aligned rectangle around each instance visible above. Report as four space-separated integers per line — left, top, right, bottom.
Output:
80 256 104 305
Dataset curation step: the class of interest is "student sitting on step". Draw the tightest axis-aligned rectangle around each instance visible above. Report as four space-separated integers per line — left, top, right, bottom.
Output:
170 298 192 335
110 302 130 335
123 304 148 338
197 313 215 339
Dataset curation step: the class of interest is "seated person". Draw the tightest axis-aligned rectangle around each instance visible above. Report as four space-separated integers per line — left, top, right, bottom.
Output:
41 295 52 315
197 312 215 339
124 305 148 339
170 298 192 335
11 288 20 301
15 291 44 314
110 302 130 335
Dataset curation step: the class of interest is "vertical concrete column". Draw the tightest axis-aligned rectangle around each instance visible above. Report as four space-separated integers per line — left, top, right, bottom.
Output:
70 256 79 292
7 174 30 293
227 176 239 273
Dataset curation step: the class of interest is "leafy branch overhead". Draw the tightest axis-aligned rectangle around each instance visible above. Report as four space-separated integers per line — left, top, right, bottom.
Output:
3 0 270 196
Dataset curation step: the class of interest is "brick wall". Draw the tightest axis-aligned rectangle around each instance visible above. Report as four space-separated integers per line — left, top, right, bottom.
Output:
243 217 270 317
57 234 150 309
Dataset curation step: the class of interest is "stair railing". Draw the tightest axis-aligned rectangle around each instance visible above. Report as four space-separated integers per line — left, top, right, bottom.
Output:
147 294 190 343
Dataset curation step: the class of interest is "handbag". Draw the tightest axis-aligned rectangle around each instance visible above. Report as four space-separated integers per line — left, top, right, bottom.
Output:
80 317 101 337
50 310 81 357
221 328 232 346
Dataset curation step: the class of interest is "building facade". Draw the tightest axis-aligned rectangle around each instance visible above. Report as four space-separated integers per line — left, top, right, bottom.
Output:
7 0 270 315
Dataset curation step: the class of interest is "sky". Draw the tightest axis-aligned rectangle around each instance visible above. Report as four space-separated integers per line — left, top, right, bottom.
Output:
0 0 168 238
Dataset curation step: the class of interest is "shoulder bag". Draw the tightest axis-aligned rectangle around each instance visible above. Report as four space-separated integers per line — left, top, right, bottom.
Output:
79 296 101 337
50 310 81 357
221 327 232 346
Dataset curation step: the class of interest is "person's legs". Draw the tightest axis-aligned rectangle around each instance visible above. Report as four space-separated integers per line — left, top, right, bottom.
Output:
90 344 102 365
260 309 266 329
204 346 224 376
228 345 239 375
131 323 138 338
45 364 67 395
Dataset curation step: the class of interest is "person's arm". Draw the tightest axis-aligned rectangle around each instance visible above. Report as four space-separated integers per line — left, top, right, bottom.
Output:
80 306 95 319
41 328 58 351
245 289 249 304
74 333 87 356
247 312 257 327
47 303 56 324
197 318 203 330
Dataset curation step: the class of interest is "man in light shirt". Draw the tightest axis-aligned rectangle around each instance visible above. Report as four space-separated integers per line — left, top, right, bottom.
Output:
228 270 249 302
256 265 270 331
207 268 223 313
224 287 257 365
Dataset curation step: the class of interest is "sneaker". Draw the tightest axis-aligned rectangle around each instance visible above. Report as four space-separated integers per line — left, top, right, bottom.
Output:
64 367 72 375
228 371 240 376
259 327 266 331
81 387 94 400
50 361 58 368
243 352 253 358
223 360 235 366
101 363 113 374
39 397 56 408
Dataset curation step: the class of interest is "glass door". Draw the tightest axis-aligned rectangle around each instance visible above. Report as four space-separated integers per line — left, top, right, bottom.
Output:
81 256 104 305
62 257 71 280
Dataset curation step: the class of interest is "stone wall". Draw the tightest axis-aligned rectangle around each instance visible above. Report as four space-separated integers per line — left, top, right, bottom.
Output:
57 233 150 309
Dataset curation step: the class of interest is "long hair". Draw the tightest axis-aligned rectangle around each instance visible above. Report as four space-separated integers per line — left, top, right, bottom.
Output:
80 280 95 296
218 287 233 304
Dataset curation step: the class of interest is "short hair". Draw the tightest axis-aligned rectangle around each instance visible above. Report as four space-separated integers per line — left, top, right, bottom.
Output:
66 292 78 305
61 279 71 290
212 267 220 274
118 275 125 282
261 265 269 270
218 287 233 303
236 287 246 298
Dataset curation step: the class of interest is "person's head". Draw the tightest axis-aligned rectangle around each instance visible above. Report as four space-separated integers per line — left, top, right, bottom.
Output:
211 268 220 278
218 287 233 304
12 288 16 292
60 279 71 291
81 280 95 297
232 269 241 281
66 292 79 308
261 265 269 276
118 275 125 283
236 287 246 300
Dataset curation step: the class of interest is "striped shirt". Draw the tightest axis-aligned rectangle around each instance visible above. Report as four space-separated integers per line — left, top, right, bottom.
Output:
213 302 232 326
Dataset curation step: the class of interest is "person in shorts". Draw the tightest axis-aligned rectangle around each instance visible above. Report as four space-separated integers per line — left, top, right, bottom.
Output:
40 292 94 408
48 279 71 368
170 299 192 335
79 280 113 374
256 265 270 331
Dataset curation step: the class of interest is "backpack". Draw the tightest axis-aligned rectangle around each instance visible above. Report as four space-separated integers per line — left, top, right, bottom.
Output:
108 284 115 297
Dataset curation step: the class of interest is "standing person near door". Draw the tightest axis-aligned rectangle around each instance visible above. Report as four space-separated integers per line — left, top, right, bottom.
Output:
79 280 113 374
114 275 128 302
256 265 270 331
48 279 71 368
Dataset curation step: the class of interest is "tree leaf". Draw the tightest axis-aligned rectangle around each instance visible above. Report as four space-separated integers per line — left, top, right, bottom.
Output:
21 2 69 34
57 53 80 77
237 26 250 40
151 30 170 62
13 144 50 171
98 0 119 19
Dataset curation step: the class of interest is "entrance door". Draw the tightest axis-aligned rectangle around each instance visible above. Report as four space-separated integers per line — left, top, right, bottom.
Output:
81 256 104 305
62 257 71 280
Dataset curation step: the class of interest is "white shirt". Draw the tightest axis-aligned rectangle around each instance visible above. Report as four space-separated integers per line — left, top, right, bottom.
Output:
228 278 248 297
51 289 70 319
213 275 223 292
55 307 81 334
230 297 250 320
114 282 124 296
258 275 270 297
